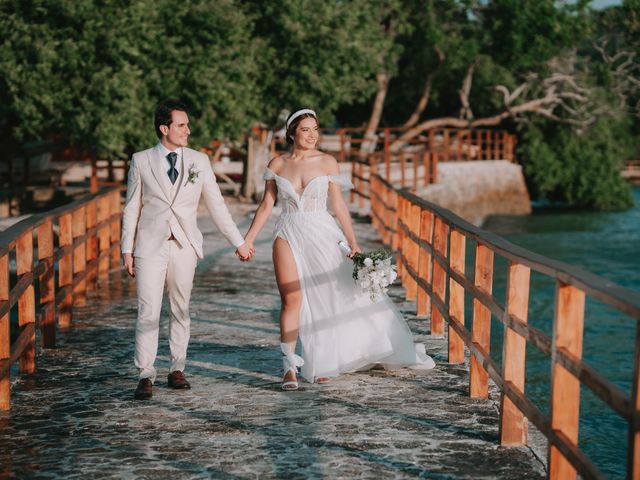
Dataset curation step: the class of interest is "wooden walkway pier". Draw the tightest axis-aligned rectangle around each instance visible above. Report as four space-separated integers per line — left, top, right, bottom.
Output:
0 131 638 478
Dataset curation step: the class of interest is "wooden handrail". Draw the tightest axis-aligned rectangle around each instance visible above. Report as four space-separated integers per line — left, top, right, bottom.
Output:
0 187 122 410
369 171 640 479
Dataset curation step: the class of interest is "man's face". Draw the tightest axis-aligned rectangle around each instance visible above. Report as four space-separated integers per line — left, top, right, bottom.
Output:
161 110 190 148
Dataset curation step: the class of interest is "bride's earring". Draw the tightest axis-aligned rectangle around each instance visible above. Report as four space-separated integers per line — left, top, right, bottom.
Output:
281 343 304 391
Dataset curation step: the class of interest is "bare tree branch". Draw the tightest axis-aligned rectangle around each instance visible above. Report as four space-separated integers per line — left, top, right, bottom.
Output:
458 61 476 120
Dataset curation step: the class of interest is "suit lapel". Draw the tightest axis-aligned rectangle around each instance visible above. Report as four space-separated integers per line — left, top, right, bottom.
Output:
149 146 173 203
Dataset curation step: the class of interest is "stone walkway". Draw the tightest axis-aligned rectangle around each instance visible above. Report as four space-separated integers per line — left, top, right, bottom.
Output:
0 200 545 479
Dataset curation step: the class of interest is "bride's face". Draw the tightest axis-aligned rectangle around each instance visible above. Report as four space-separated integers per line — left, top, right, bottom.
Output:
294 117 319 150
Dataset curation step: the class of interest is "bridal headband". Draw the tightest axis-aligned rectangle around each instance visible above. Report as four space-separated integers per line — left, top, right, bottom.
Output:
286 109 316 130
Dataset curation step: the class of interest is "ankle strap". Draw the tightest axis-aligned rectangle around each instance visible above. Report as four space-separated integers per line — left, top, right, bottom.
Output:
281 343 304 373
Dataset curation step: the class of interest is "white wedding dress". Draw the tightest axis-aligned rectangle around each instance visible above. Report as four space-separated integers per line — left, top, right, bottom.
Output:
264 168 435 382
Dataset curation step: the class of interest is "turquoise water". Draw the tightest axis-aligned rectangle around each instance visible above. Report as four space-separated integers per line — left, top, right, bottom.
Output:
482 188 640 479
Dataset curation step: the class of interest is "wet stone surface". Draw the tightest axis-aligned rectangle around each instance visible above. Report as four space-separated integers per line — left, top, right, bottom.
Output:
0 201 545 479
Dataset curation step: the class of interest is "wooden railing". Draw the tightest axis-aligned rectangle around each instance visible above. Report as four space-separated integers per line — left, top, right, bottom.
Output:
369 172 640 479
0 188 122 410
343 127 517 208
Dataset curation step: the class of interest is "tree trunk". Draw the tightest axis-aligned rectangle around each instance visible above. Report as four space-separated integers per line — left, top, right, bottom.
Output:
360 71 390 155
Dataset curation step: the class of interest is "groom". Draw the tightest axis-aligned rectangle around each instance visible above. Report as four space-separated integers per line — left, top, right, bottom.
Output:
121 99 253 400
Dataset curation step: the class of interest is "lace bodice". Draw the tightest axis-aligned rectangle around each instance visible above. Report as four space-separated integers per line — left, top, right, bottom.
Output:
263 168 353 214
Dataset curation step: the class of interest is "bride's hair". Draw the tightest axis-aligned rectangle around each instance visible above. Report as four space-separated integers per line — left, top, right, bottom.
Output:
285 109 318 145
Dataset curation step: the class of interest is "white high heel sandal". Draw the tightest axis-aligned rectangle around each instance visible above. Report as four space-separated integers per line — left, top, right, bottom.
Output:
281 343 304 391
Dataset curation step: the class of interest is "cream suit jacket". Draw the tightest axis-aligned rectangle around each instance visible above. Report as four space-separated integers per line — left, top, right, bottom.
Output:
121 144 244 259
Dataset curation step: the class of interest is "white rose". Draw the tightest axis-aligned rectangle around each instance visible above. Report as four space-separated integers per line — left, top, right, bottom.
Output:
364 257 373 267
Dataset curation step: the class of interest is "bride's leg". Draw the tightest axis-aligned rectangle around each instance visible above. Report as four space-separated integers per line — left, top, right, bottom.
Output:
273 237 302 386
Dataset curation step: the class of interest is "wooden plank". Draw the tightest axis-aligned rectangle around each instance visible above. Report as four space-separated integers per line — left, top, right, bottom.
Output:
58 213 73 327
471 243 494 398
16 231 35 374
0 254 9 410
37 220 56 348
549 282 585 480
500 261 531 445
417 210 434 317
448 230 466 363
431 217 449 336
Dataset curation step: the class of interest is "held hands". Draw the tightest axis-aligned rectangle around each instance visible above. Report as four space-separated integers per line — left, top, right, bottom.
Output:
235 241 255 262
123 253 135 277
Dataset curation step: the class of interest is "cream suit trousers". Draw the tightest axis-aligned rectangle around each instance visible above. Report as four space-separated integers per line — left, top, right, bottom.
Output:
134 238 198 383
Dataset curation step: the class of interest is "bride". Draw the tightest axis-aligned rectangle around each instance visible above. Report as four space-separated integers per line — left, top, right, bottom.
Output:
243 108 435 390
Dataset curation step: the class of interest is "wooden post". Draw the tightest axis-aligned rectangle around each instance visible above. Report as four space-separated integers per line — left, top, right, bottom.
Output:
400 152 406 188
90 158 99 193
494 131 501 159
390 189 400 251
422 151 431 186
443 129 450 161
384 128 391 182
500 262 531 445
448 229 465 363
485 130 492 160
432 151 439 184
0 254 9 410
16 231 36 374
37 220 56 348
549 283 585 480
417 210 434 317
97 195 110 279
58 213 73 327
455 131 462 160
86 200 98 287
109 190 121 269
431 217 449 336
466 130 473 160
476 130 483 160
72 206 87 307
397 196 407 283
629 322 640 479
470 243 494 398
405 203 420 301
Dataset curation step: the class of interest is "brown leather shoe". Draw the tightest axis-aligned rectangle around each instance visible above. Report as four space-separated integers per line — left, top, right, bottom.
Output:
167 370 191 389
134 378 152 400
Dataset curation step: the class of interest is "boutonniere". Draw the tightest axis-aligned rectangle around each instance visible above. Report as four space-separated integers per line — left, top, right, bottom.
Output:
184 163 201 186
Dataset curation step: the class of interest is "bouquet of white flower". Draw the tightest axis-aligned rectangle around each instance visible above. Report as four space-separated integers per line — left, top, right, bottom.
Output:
339 241 398 302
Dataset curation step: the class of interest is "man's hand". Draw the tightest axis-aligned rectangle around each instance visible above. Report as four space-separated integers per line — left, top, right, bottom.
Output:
235 242 255 262
123 253 135 277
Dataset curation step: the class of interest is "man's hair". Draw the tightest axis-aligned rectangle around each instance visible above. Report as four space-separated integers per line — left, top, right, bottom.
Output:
154 99 189 139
